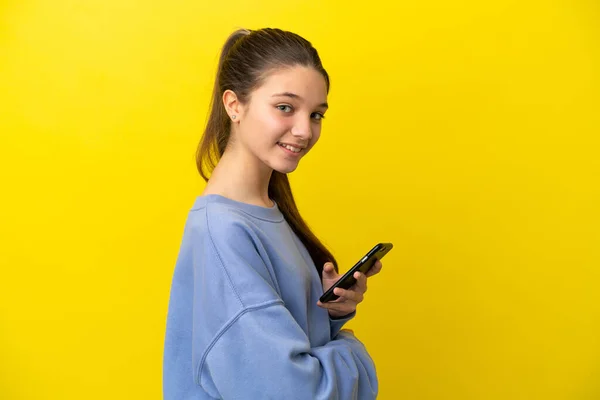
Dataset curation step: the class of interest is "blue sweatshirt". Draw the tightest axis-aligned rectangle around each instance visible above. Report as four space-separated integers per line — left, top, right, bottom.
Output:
163 194 378 399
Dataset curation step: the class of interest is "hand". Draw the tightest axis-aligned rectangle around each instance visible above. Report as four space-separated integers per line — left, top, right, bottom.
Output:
317 260 383 318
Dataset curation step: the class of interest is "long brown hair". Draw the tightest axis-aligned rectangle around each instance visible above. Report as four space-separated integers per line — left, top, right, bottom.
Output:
196 28 338 276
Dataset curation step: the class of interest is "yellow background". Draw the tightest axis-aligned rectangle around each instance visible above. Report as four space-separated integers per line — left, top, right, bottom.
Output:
1 0 599 399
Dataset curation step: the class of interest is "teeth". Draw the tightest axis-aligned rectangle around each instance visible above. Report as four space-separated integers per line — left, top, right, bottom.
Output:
279 143 301 153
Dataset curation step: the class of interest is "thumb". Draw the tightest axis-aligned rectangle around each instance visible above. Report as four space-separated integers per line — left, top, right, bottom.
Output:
322 262 337 278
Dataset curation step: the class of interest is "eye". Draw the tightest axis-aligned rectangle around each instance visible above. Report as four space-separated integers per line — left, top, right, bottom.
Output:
276 104 293 113
311 112 325 121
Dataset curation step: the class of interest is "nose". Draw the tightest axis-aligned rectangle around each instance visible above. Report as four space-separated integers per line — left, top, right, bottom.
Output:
291 117 313 141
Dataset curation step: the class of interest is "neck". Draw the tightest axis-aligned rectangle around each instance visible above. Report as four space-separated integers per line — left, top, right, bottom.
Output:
202 145 274 208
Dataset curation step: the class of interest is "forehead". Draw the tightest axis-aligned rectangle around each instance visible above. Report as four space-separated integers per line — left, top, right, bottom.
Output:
255 66 328 105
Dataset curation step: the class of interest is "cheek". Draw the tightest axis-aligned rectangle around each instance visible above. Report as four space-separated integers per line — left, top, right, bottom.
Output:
242 111 280 147
254 108 288 133
309 125 322 147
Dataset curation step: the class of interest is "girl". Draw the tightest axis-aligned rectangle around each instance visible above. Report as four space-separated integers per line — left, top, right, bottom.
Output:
163 27 383 399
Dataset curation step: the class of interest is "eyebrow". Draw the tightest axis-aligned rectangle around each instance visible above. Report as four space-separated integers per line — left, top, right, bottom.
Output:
272 92 328 109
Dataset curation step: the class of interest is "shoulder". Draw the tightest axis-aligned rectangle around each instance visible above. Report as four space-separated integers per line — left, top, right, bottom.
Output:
187 201 260 247
185 200 282 302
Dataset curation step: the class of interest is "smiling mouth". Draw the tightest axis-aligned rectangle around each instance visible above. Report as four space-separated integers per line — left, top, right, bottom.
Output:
277 142 303 154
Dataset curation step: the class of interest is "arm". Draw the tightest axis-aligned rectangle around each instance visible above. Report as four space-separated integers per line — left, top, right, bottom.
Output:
190 210 378 399
199 301 377 400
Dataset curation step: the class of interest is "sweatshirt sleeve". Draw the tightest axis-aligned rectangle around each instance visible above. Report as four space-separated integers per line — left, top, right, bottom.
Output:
190 208 378 400
329 311 356 338
201 303 377 400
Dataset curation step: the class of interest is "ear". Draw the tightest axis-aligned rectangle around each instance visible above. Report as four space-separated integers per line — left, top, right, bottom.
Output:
223 90 243 121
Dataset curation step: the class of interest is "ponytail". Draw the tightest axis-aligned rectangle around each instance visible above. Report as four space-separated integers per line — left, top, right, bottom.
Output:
196 29 250 182
269 172 338 275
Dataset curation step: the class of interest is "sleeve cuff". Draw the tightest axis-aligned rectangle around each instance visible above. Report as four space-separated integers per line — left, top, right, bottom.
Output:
329 310 356 338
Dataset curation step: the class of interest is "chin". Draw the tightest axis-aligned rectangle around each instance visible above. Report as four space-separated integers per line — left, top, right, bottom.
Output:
274 163 299 174
265 148 304 174
268 156 301 173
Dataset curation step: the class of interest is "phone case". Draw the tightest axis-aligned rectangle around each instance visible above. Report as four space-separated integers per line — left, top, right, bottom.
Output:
319 242 393 303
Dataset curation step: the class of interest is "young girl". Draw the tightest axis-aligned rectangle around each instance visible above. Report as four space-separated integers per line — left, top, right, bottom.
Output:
163 27 383 399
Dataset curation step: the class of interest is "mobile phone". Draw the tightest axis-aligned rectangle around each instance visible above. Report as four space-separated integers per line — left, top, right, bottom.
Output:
319 242 393 303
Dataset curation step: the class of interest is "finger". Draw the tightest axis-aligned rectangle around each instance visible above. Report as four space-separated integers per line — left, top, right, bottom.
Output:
317 300 346 309
319 301 356 314
317 292 347 307
318 293 353 307
354 271 368 293
317 298 342 308
322 262 337 279
366 260 383 277
334 287 363 303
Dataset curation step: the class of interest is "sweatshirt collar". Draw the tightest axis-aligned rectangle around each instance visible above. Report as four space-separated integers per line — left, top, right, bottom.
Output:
192 194 284 222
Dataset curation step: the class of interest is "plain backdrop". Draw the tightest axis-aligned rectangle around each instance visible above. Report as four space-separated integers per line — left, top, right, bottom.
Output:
1 0 599 399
